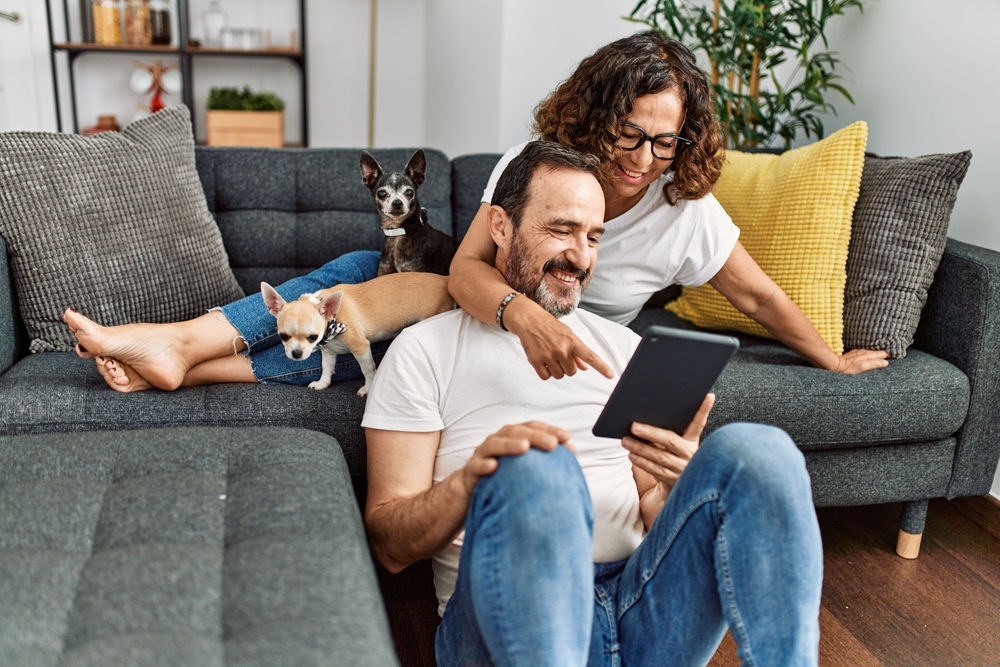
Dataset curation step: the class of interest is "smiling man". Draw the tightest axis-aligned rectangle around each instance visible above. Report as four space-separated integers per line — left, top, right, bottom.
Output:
362 141 823 667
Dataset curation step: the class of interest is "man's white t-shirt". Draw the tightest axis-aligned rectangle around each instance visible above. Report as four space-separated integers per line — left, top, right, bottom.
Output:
362 308 643 616
483 142 741 325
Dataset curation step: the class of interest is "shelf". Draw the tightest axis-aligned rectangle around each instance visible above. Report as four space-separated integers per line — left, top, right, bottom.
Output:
46 0 309 144
53 42 180 54
186 46 302 57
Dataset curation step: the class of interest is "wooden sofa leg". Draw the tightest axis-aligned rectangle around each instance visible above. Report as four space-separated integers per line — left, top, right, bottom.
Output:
896 499 929 559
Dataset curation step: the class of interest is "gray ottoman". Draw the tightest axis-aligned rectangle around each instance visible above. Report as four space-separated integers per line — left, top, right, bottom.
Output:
0 427 398 667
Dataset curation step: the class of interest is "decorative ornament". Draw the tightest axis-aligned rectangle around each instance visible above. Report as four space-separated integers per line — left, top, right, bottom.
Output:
130 60 181 121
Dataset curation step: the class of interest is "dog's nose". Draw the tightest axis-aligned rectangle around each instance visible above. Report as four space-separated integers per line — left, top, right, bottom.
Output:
292 349 303 359
391 199 403 210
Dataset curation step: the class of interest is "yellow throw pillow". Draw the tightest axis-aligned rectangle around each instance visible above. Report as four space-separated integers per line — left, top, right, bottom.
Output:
666 121 868 355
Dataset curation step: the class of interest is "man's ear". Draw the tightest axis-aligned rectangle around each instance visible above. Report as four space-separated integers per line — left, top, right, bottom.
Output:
486 205 513 251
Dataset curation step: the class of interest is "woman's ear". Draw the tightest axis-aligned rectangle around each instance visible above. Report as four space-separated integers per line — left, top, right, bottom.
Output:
486 205 513 250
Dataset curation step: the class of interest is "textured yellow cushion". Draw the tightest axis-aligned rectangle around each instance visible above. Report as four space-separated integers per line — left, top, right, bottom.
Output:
666 121 868 355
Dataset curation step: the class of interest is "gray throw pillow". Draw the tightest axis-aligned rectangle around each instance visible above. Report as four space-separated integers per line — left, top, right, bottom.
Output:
0 105 244 352
843 151 972 357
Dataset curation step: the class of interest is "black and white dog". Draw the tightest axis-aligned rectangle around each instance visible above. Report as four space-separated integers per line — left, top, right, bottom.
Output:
360 149 459 277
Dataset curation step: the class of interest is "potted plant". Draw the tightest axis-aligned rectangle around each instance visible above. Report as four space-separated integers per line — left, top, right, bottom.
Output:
205 86 286 148
628 0 865 150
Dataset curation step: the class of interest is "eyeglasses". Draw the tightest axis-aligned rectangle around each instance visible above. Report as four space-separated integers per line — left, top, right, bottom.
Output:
616 123 693 161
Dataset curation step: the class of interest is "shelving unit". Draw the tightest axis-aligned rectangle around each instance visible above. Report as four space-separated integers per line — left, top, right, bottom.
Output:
45 0 308 145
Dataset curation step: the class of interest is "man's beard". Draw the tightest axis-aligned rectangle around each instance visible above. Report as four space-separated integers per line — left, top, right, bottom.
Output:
504 231 590 318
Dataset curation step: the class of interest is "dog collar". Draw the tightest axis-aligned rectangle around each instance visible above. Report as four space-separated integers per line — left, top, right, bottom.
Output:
383 227 406 237
318 319 347 346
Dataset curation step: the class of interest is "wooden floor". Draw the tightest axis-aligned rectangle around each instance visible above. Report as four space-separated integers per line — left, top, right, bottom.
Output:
376 496 1000 667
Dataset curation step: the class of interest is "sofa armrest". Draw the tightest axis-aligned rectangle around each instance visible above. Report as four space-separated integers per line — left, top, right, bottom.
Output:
913 237 1000 497
0 235 29 374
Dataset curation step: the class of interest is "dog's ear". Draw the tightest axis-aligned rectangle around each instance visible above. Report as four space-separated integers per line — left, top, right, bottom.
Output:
261 282 286 317
405 149 426 188
360 151 383 189
319 291 344 321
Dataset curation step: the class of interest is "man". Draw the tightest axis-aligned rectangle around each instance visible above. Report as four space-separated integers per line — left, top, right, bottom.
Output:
362 141 823 666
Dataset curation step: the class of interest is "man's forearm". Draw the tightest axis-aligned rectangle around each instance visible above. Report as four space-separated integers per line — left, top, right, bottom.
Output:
366 471 472 574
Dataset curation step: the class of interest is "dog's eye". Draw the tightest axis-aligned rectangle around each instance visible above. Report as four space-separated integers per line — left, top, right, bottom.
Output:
377 190 388 200
404 188 414 198
279 333 290 342
307 335 319 343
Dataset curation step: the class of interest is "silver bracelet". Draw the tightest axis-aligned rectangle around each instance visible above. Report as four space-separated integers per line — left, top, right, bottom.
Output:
496 292 521 331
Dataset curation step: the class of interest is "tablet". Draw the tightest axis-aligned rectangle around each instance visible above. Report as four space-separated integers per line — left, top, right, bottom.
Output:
592 326 739 440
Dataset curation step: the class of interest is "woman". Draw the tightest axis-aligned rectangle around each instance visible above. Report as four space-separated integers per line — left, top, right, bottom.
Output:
66 32 886 393
449 31 887 379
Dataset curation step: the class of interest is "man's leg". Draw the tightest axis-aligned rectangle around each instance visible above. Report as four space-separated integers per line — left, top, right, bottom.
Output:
436 446 595 667
615 423 822 667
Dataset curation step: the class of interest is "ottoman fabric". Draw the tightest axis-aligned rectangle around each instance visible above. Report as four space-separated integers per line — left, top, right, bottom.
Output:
0 427 397 667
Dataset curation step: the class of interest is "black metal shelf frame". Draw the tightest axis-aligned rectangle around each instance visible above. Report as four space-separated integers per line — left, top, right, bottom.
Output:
45 0 309 145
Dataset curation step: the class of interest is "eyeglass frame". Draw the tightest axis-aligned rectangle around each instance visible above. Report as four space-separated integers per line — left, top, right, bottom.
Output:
616 122 693 161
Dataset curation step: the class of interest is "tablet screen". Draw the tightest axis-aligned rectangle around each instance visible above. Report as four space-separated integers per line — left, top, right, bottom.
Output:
592 326 738 440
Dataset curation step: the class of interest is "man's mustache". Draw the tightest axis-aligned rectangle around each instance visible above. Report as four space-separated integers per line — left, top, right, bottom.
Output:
542 259 589 284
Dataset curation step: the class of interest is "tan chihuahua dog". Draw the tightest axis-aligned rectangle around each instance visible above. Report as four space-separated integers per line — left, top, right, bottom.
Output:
261 272 455 396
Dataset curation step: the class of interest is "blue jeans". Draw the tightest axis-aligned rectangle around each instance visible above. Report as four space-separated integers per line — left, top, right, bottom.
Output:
218 250 382 385
435 423 823 667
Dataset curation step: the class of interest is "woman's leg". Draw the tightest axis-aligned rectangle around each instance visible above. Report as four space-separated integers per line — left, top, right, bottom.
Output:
66 250 381 392
64 309 246 391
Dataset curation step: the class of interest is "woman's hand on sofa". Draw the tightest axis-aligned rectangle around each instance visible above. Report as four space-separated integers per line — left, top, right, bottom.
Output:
834 348 891 374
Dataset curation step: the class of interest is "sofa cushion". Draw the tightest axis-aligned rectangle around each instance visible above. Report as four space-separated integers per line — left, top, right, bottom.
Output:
0 106 245 353
843 151 972 358
0 427 397 666
630 308 970 448
195 147 453 294
667 122 869 355
0 356 371 478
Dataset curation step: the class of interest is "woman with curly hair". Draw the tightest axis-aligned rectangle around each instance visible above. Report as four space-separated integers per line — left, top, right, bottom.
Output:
450 31 888 378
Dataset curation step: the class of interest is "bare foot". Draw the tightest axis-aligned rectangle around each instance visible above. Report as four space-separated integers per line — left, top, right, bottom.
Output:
63 309 190 391
96 356 153 393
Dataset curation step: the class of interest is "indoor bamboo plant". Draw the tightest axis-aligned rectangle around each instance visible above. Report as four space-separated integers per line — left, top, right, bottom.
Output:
629 0 865 150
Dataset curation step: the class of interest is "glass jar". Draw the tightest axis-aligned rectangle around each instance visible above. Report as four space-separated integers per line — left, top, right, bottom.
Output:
125 0 151 45
202 0 226 48
80 0 94 42
149 0 171 45
92 0 121 46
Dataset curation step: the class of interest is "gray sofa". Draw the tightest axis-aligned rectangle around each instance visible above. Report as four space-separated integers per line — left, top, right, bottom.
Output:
2 146 999 563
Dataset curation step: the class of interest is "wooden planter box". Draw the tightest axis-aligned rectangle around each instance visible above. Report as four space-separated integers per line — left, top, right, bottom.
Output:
206 110 284 148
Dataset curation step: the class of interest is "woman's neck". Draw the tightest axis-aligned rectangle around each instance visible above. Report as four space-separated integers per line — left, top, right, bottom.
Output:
602 185 648 221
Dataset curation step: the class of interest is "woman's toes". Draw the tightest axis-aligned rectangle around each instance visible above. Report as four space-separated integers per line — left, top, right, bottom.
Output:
95 357 153 393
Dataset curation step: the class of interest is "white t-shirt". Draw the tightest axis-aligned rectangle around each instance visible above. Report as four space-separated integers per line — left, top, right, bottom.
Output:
362 308 644 616
483 142 741 325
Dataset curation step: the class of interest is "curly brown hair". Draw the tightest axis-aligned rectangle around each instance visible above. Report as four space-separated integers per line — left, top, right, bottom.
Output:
533 31 723 205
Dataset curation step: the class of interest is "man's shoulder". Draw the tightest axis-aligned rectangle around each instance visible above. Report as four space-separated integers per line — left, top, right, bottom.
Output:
395 307 466 340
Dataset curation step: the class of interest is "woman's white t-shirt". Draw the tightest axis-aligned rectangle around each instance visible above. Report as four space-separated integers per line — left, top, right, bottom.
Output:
482 142 741 325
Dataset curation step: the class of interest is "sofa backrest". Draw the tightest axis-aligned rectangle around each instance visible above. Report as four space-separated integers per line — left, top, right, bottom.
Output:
194 147 453 295
450 153 502 241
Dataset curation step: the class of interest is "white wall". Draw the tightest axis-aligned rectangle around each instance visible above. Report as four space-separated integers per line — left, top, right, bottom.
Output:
808 0 1000 498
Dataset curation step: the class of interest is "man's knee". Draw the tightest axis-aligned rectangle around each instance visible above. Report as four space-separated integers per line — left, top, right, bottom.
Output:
475 445 591 520
701 422 810 493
